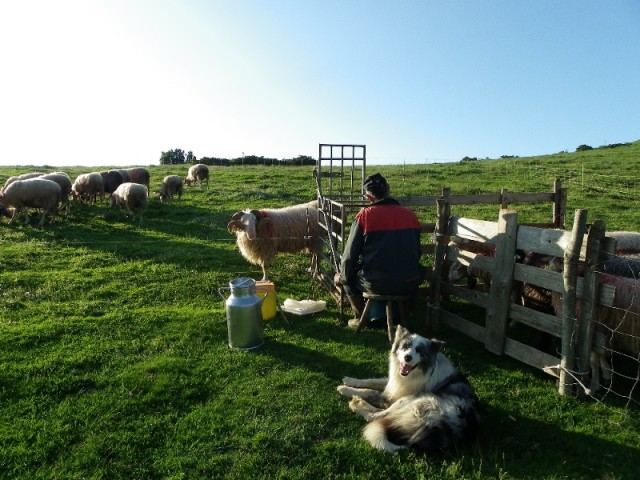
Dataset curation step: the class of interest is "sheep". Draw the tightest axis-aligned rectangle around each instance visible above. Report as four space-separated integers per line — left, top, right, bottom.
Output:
126 167 151 192
0 205 11 220
227 200 320 281
2 172 45 193
185 164 209 188
117 169 132 182
0 178 61 226
549 269 640 394
159 175 183 204
39 172 72 215
447 237 496 289
109 182 148 222
607 231 640 255
99 170 125 196
72 173 105 204
527 254 640 393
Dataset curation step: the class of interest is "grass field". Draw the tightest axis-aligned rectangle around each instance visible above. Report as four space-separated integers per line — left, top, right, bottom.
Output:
1 142 639 479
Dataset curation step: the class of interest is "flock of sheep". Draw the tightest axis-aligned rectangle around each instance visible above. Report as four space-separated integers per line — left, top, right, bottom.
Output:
0 163 211 225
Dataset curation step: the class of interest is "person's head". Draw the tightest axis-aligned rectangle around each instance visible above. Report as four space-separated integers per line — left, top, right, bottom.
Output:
363 173 390 201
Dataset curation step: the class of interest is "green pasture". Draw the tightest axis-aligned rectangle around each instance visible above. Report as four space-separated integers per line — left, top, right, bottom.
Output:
1 142 639 479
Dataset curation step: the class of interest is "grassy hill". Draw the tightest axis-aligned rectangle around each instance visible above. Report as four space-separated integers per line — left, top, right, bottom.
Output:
1 142 639 479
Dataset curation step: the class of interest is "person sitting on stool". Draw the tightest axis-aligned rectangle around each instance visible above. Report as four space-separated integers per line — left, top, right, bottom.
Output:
334 173 423 328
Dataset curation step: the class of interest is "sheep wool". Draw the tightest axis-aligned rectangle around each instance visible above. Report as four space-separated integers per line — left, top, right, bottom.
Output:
227 200 320 280
0 178 62 226
109 182 148 222
159 175 183 203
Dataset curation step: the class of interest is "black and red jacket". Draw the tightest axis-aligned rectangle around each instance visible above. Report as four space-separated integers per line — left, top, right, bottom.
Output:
339 197 422 295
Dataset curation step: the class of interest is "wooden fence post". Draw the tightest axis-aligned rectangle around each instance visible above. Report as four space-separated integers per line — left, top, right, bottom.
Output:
485 209 518 355
559 209 588 396
428 198 450 330
576 219 605 394
553 178 566 229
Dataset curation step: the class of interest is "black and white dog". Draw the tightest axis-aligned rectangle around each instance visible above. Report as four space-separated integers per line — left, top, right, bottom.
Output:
337 325 480 453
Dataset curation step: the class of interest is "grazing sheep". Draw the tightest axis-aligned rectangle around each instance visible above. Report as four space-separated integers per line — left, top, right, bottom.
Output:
72 173 105 204
126 167 151 192
0 178 61 226
99 170 125 196
39 172 72 215
227 200 320 280
117 169 132 182
185 164 209 188
0 205 11 220
159 175 183 204
2 172 45 193
109 182 148 222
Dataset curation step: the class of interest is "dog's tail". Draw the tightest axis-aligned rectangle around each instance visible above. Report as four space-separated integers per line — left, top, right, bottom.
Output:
363 421 405 453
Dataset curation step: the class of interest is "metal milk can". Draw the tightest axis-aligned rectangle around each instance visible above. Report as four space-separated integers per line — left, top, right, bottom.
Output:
219 277 265 350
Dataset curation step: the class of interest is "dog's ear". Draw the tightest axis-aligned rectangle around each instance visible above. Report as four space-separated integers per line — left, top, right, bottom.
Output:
394 324 409 339
429 338 446 354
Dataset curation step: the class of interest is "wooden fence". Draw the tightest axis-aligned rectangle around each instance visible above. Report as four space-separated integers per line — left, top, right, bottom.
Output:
427 206 620 396
315 180 567 320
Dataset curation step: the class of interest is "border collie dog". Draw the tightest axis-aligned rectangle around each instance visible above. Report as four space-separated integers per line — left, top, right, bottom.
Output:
337 326 480 453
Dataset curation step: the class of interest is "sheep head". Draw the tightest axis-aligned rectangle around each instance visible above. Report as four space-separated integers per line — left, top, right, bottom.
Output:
227 210 263 239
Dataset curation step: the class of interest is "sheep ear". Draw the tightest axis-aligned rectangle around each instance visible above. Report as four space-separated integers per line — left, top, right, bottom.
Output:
231 211 244 221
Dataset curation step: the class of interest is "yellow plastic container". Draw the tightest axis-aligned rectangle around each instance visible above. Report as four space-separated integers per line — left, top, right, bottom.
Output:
255 281 277 320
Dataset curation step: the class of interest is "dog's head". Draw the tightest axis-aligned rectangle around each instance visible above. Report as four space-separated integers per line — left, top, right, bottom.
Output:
391 325 444 377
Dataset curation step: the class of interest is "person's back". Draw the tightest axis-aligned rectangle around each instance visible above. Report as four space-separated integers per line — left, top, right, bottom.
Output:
336 173 422 321
352 198 422 294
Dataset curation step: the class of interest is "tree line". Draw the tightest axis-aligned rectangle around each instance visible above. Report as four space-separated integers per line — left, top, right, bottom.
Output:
159 149 315 166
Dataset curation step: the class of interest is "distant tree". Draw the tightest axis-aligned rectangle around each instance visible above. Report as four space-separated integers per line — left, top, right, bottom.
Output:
576 144 593 152
186 151 197 163
461 156 478 162
159 149 186 165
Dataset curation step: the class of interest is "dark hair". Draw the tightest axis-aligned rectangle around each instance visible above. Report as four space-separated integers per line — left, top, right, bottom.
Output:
363 173 389 198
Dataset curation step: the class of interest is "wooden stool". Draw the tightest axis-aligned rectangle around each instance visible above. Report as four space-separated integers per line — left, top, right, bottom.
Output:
355 292 409 343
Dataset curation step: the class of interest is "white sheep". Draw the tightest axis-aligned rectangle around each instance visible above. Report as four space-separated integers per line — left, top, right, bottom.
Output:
227 200 320 280
185 164 209 188
159 175 183 204
109 182 148 222
2 172 45 193
72 173 105 204
0 178 61 226
39 172 72 215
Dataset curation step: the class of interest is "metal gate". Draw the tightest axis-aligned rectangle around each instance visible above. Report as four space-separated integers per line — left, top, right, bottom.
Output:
313 144 367 313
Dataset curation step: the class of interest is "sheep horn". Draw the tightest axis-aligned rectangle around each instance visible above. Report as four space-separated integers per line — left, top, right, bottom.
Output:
231 211 244 221
227 220 244 233
249 209 262 220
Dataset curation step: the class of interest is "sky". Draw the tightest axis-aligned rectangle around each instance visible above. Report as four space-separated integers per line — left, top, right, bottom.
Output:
1 0 639 167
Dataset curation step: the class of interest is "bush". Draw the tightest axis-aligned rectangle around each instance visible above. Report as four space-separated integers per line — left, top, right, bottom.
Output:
576 144 593 152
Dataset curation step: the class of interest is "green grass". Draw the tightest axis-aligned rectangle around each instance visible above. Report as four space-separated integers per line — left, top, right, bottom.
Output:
1 143 640 479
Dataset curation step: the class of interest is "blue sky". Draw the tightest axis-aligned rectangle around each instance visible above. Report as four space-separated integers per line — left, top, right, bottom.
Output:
1 0 638 166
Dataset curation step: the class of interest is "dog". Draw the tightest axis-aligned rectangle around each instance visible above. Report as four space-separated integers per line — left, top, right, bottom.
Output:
337 325 480 453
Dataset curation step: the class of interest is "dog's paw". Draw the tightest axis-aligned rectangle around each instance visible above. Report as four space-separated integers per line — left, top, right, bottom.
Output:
342 376 359 387
348 395 367 413
336 385 352 398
